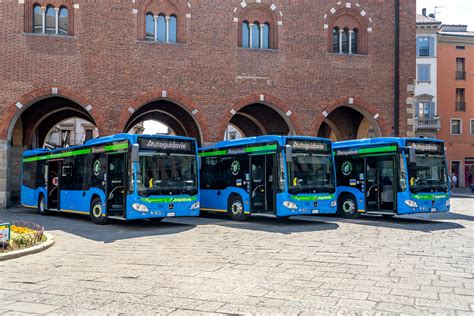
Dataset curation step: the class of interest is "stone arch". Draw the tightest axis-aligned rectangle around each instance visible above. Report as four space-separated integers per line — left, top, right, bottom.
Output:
217 93 303 141
118 89 209 145
316 97 387 141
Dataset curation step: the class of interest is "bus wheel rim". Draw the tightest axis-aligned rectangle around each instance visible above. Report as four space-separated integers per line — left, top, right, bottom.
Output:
39 198 44 211
93 204 102 218
231 200 243 216
342 200 355 213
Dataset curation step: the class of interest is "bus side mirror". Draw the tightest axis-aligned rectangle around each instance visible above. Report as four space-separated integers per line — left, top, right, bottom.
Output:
285 145 292 162
408 147 416 164
131 144 139 163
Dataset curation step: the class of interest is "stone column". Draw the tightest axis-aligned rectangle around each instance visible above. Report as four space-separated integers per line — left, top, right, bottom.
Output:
259 24 264 49
55 8 60 35
249 23 254 48
339 29 344 53
41 7 46 34
165 16 170 43
0 140 9 209
153 16 158 41
349 30 353 54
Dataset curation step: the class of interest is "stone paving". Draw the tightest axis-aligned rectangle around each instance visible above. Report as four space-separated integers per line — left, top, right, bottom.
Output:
0 198 472 315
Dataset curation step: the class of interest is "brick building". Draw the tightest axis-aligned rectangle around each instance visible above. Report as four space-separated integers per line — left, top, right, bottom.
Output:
0 0 416 207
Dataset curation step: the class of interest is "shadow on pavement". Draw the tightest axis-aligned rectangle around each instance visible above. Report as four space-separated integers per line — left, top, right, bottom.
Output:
194 212 339 234
1 207 196 243
298 213 466 233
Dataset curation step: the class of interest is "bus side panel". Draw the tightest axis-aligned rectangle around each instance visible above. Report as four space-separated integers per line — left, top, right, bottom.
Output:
21 185 39 208
60 190 91 214
201 188 250 214
336 186 365 213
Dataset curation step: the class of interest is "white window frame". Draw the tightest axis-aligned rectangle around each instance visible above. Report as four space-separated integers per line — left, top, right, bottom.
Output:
450 118 462 135
470 119 474 135
417 64 431 83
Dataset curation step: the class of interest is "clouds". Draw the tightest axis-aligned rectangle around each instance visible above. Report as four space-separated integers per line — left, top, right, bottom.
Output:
417 0 473 30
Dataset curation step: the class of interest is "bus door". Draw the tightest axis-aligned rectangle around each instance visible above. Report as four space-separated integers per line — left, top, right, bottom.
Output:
366 156 396 212
107 153 127 218
46 160 62 210
250 154 275 213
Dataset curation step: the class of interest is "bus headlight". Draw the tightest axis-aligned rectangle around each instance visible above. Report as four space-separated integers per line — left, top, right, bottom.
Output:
330 200 337 208
283 201 298 209
132 203 149 213
191 201 200 210
404 200 418 208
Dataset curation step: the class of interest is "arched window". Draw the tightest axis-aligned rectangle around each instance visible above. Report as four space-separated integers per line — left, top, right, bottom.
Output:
145 13 154 40
33 4 42 33
45 5 55 34
341 28 349 54
242 21 250 48
58 7 68 35
262 23 270 49
251 22 260 49
157 15 166 42
332 27 339 53
351 28 358 54
169 15 177 43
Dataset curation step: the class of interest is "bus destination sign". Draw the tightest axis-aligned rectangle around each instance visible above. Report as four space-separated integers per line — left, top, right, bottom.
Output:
287 139 331 154
139 138 194 153
406 141 443 155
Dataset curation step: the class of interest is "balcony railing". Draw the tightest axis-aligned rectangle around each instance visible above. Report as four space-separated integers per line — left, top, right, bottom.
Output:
455 71 466 80
456 102 466 111
418 48 430 57
415 117 440 130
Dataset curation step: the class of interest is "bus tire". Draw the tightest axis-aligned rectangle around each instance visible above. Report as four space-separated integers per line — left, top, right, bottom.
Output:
228 195 248 221
338 194 360 219
38 194 48 216
90 198 107 225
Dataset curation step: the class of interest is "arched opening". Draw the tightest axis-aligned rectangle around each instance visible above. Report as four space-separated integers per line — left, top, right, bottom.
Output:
224 103 294 140
317 105 381 141
7 96 98 205
124 99 202 145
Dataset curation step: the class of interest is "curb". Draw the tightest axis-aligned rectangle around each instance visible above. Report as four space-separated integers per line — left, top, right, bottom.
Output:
0 232 54 261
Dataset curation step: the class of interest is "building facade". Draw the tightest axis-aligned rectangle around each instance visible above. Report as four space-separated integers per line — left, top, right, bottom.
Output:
414 12 441 138
437 25 474 188
0 0 416 207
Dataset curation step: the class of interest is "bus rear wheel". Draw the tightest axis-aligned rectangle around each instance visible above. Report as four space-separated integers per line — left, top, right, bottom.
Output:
38 194 48 216
228 195 248 221
90 198 107 225
338 194 359 219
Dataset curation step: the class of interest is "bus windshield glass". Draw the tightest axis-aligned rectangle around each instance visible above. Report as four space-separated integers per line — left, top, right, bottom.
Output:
408 154 448 193
138 153 198 196
287 154 335 194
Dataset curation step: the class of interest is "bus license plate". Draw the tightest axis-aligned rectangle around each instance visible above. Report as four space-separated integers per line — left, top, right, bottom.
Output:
167 212 176 217
431 208 436 213
312 210 319 214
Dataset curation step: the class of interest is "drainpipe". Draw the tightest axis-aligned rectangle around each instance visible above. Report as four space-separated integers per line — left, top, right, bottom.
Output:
394 0 400 136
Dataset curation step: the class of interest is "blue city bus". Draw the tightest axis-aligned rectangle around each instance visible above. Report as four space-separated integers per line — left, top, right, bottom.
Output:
333 137 450 218
199 136 337 220
21 134 200 224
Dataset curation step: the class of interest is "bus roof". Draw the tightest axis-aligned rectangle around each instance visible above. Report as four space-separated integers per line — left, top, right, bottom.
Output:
23 133 196 158
333 137 444 149
200 135 331 151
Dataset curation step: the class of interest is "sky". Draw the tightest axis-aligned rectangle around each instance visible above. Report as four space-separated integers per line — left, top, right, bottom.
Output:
417 0 474 30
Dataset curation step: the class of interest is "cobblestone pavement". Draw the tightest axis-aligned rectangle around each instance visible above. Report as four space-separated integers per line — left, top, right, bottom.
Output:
0 198 473 315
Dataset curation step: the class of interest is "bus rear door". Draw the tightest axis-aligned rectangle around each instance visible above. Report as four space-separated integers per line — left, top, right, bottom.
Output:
250 154 275 213
365 156 396 213
106 153 127 218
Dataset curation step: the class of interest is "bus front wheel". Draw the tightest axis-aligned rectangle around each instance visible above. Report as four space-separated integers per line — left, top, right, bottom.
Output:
90 198 107 225
338 194 360 219
228 195 248 221
38 194 48 216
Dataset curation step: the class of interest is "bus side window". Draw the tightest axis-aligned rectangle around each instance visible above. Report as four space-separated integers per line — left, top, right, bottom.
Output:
398 154 407 191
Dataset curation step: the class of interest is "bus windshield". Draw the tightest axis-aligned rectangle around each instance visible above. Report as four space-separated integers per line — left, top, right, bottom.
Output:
287 154 335 194
138 153 198 196
408 154 448 193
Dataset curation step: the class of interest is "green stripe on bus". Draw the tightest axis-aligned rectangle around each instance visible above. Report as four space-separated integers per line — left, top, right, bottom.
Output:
199 150 227 157
245 144 278 153
412 194 448 200
141 196 198 203
290 194 335 201
359 146 397 155
23 142 129 163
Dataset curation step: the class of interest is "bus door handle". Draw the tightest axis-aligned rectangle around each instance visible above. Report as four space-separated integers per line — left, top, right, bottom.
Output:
82 192 86 197
217 190 221 196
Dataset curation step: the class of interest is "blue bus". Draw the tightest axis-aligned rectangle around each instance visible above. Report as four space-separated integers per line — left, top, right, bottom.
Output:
199 136 337 220
21 134 200 224
333 137 450 218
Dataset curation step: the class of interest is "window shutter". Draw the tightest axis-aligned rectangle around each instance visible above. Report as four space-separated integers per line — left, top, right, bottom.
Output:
416 37 421 57
431 102 436 117
429 37 435 57
426 65 430 81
